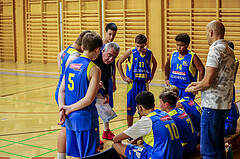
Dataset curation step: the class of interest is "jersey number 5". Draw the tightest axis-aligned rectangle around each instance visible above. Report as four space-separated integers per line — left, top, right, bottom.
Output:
68 73 75 91
165 123 179 140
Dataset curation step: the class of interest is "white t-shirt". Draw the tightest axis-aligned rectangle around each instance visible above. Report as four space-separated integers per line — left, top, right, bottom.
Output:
123 116 152 139
201 39 235 110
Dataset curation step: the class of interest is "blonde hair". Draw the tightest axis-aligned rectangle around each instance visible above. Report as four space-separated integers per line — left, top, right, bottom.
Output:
159 86 179 97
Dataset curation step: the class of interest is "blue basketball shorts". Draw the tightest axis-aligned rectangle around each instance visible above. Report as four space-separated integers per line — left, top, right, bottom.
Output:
66 127 100 158
125 144 150 159
127 81 148 116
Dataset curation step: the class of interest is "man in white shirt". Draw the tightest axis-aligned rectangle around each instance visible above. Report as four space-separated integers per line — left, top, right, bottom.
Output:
186 20 235 159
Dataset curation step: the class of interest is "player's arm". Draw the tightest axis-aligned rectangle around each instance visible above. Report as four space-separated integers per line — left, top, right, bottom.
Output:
147 54 157 84
186 66 217 93
234 59 239 81
117 49 133 84
165 54 171 86
58 75 66 125
112 65 117 92
113 132 130 143
57 52 62 69
102 77 110 104
193 54 205 81
62 65 101 115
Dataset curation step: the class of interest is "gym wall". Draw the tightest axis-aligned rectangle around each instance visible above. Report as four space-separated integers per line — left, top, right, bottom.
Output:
0 0 240 71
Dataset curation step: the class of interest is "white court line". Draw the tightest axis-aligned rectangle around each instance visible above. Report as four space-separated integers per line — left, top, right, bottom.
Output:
1 69 240 93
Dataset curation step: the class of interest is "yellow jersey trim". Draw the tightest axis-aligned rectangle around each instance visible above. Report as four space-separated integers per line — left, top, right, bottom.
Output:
168 109 177 116
188 51 196 77
67 48 79 54
87 61 96 81
143 129 154 147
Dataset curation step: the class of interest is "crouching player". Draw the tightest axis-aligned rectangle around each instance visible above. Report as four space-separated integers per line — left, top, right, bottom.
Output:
113 91 183 159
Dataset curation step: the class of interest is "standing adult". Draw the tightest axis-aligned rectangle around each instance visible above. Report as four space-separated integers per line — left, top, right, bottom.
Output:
93 42 120 148
96 23 118 146
186 20 235 159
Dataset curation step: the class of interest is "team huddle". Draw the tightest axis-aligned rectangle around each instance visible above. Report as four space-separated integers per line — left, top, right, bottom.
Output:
55 21 239 159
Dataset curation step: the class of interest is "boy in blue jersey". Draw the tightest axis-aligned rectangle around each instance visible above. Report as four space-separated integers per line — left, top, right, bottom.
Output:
225 41 239 136
58 32 103 158
165 33 205 99
165 86 202 133
113 91 183 159
117 34 157 131
159 90 198 155
55 30 91 159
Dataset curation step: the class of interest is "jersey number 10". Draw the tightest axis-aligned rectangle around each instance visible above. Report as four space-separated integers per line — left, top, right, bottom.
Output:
165 123 179 140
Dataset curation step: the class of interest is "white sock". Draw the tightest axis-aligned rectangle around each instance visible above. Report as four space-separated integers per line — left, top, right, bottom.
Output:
57 152 66 159
103 122 109 131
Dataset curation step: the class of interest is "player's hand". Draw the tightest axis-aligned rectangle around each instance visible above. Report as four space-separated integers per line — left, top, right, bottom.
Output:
123 76 133 84
165 80 170 86
103 95 109 104
58 109 65 125
147 77 153 84
59 106 72 116
98 81 103 90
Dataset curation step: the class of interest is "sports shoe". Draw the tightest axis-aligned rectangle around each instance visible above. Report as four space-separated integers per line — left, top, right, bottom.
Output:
102 129 115 140
100 140 104 150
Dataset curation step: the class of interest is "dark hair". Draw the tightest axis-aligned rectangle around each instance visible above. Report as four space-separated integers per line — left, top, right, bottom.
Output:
135 91 154 109
75 30 92 46
159 91 177 108
82 32 103 52
226 41 234 50
135 34 147 44
175 33 190 44
105 23 118 32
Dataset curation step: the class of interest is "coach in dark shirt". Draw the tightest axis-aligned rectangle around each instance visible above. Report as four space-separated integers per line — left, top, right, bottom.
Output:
93 42 120 103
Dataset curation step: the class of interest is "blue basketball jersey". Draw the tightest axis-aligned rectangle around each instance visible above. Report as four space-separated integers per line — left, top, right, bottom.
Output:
168 108 198 154
57 46 81 91
64 55 98 131
179 97 202 133
169 50 197 89
126 47 152 81
143 109 183 159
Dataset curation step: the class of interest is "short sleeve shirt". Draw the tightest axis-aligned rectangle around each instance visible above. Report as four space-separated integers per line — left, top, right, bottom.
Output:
201 39 235 110
123 116 152 139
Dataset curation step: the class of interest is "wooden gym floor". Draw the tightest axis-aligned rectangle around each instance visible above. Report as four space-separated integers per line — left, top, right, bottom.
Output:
0 62 240 158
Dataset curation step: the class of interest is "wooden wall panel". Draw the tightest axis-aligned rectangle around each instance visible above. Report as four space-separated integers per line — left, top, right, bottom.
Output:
0 0 16 62
62 0 101 49
25 0 60 63
164 0 240 66
104 0 148 57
